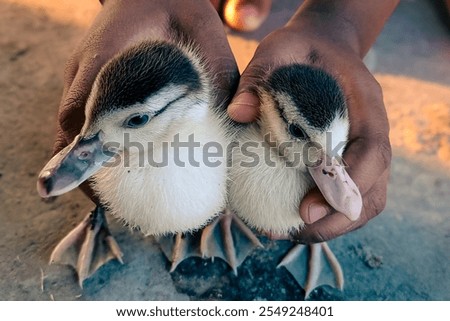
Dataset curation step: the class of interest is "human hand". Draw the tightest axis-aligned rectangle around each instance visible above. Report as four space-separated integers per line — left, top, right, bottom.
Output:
228 21 392 243
53 0 239 200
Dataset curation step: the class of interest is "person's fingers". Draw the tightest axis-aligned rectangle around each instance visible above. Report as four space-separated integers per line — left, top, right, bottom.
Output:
227 58 272 122
52 121 69 156
182 3 239 106
227 92 260 122
207 55 240 107
299 188 333 224
344 132 391 195
343 73 392 196
295 211 360 244
58 56 106 142
298 134 391 225
295 170 389 243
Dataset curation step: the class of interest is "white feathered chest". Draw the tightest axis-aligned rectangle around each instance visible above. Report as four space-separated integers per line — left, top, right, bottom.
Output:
92 107 230 235
228 124 313 235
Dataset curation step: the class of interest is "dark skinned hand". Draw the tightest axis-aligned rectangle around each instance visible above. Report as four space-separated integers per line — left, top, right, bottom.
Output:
53 0 394 243
227 10 393 243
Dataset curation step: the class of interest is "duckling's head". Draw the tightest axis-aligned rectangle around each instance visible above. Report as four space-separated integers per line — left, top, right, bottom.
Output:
258 64 348 167
38 40 209 198
258 64 361 220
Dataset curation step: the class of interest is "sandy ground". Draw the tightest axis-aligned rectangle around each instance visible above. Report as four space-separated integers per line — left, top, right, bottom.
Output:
0 0 449 301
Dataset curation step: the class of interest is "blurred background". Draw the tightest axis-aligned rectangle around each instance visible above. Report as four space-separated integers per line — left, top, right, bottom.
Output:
0 0 449 300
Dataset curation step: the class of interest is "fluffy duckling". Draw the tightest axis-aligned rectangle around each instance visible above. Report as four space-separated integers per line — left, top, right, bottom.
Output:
228 64 362 296
37 39 260 285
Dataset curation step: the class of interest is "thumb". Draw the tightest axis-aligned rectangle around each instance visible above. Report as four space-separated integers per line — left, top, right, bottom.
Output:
227 63 265 123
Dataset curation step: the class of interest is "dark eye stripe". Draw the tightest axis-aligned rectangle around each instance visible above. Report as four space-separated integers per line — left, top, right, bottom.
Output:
273 97 310 140
122 92 189 128
153 92 187 118
273 97 290 125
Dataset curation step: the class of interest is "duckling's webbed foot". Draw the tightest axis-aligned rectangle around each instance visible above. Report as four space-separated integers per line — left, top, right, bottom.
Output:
278 242 344 298
49 205 123 287
158 209 263 275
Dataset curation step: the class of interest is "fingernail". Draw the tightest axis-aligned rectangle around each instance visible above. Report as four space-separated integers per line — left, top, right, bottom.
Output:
230 92 260 108
308 203 328 223
228 92 260 122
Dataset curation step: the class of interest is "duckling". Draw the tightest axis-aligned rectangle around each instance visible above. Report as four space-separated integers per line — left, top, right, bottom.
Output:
228 64 362 297
37 39 260 285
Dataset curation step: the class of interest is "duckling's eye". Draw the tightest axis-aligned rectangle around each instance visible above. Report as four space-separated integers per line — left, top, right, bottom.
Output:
124 114 150 128
288 124 309 140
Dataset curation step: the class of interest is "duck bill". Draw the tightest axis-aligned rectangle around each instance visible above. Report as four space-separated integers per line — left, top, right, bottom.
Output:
37 131 114 198
307 152 362 221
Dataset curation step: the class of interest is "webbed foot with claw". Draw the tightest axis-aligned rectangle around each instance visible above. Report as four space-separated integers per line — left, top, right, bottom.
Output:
278 242 344 298
49 205 123 287
158 209 263 274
